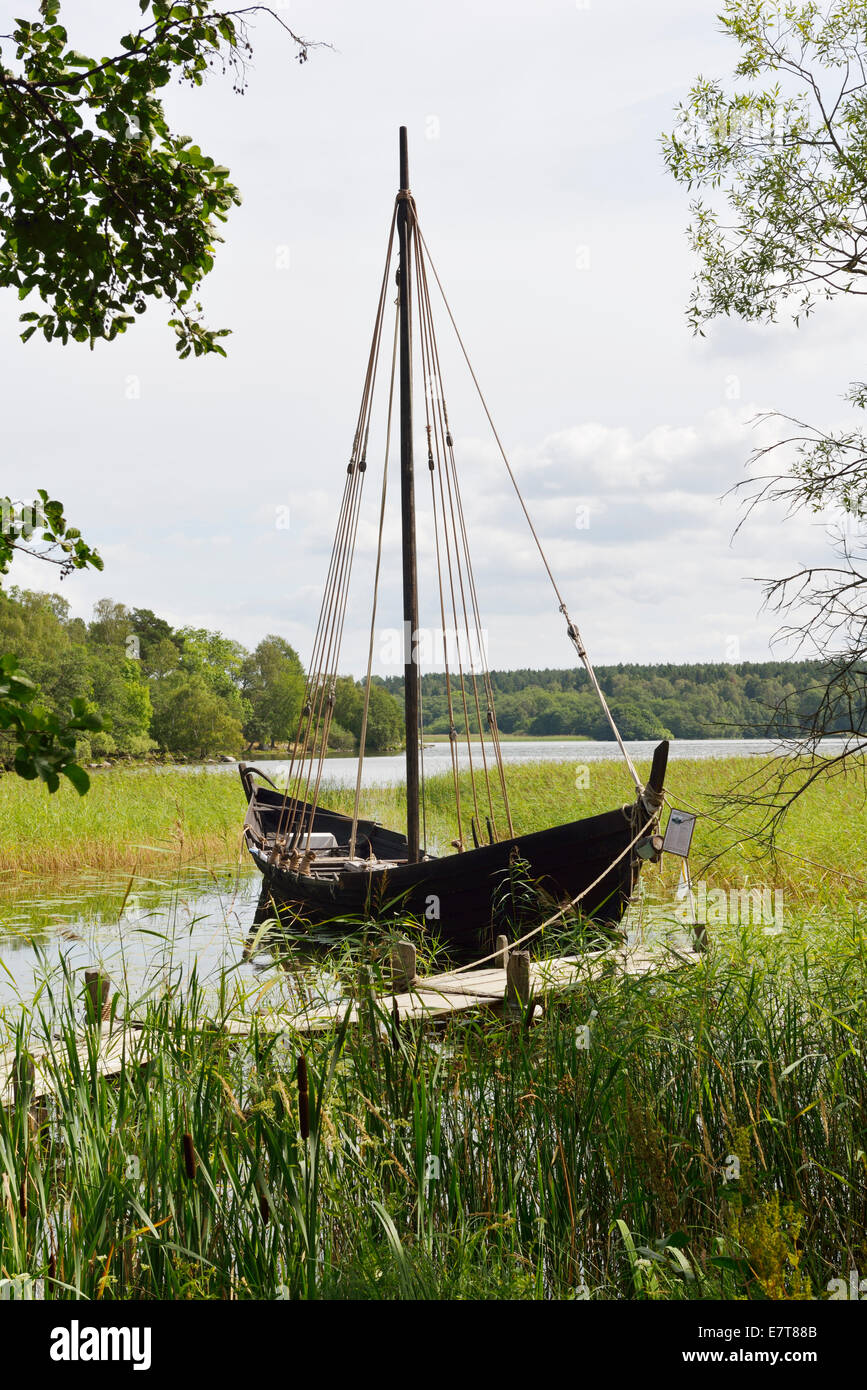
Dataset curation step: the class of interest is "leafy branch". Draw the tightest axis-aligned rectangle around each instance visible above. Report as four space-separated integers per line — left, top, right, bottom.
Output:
0 1 323 357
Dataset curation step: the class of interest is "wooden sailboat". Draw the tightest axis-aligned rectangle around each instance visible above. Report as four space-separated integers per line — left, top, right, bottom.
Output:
240 129 669 955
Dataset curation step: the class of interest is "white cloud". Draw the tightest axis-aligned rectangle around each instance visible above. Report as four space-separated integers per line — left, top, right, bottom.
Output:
1 0 859 677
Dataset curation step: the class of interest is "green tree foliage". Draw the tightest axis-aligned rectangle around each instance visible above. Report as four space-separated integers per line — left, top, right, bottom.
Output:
663 0 867 333
381 662 849 740
130 607 182 679
149 670 242 757
328 676 403 753
662 0 867 814
1 582 845 761
0 494 103 791
333 676 363 738
0 6 317 782
240 635 305 747
0 1 314 356
0 586 319 761
363 680 404 752
0 490 101 576
86 600 155 756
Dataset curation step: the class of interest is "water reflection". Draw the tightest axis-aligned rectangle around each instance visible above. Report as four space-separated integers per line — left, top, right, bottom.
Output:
0 860 697 1030
0 866 342 1021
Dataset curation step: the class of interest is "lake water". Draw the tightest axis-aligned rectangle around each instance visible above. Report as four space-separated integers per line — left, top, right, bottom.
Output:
201 737 854 788
0 736 849 1022
0 867 346 1022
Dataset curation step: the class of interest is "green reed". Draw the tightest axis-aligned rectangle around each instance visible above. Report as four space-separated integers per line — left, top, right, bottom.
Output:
0 755 863 903
1 904 865 1300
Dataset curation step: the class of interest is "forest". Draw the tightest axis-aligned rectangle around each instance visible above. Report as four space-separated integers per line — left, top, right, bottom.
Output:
382 661 846 741
0 587 849 761
0 587 404 763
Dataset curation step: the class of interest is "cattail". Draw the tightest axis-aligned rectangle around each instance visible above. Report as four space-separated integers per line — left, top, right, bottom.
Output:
297 1054 309 1141
391 995 401 1052
259 1192 270 1224
182 1132 197 1180
19 1147 28 1220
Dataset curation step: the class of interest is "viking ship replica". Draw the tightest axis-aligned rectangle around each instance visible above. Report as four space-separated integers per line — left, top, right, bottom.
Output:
240 128 669 954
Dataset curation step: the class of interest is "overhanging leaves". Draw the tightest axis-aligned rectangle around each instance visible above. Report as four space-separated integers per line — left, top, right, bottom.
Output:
0 3 318 356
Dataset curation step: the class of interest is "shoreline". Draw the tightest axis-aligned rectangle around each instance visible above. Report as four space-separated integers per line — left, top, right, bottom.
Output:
0 756 863 897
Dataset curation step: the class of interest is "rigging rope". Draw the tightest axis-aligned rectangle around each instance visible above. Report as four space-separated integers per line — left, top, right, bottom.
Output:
274 181 646 871
277 207 398 849
414 224 642 794
410 195 512 841
349 300 400 858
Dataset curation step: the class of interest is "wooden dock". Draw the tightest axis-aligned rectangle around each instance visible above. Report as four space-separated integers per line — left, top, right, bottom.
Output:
0 934 704 1107
257 935 703 1034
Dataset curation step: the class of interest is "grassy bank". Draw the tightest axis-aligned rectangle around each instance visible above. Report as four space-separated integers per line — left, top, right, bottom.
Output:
1 911 865 1299
0 769 247 879
0 755 865 898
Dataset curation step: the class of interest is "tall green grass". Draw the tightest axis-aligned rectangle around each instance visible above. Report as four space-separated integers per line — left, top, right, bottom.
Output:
0 770 246 879
1 911 865 1300
1 756 864 900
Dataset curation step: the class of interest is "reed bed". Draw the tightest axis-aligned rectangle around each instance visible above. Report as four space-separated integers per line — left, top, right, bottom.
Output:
0 770 246 878
0 756 864 901
1 908 865 1300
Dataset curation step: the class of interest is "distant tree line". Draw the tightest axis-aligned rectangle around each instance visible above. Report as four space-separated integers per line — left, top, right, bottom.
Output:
0 589 404 763
381 662 850 741
2 585 846 765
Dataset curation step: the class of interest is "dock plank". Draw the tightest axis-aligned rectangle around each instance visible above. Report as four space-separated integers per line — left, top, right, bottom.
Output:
0 939 703 1104
0 1024 152 1108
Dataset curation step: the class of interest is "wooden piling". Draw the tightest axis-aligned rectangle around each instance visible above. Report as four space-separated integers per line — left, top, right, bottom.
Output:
0 942 704 1105
390 939 418 992
84 970 112 1025
505 950 532 1018
494 934 510 969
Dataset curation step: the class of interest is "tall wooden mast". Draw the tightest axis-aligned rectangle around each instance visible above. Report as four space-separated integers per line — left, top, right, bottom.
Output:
397 126 421 862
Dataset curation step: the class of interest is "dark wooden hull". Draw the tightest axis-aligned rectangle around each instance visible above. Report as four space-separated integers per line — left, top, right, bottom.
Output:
239 763 655 956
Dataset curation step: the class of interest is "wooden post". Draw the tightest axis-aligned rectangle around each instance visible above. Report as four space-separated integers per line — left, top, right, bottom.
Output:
84 969 112 1026
14 1052 47 1135
12 1053 34 1109
390 939 418 992
494 934 509 969
692 921 709 952
505 950 531 1018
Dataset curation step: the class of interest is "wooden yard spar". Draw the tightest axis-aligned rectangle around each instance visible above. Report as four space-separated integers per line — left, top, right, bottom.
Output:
239 128 669 955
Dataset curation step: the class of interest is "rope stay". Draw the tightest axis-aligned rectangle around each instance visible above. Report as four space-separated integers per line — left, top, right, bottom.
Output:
410 193 511 847
276 207 398 853
277 180 644 863
414 224 643 795
348 299 400 859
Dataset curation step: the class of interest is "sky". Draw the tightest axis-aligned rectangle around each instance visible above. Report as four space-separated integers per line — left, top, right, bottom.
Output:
3 0 863 676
